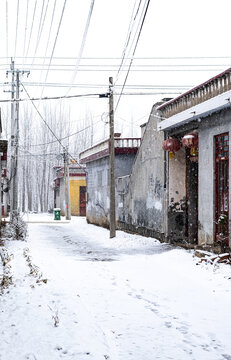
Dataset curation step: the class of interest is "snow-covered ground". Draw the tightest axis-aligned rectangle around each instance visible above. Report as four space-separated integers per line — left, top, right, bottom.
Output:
0 214 231 360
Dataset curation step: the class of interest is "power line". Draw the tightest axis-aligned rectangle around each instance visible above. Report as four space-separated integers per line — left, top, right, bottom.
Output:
20 82 84 168
2 67 225 72
5 63 231 68
115 0 141 83
14 0 20 58
40 0 68 99
0 90 183 104
25 0 38 58
19 148 58 156
1 81 192 89
29 121 101 147
66 0 95 94
44 0 57 57
115 92 183 95
115 0 150 112
22 0 29 66
5 0 8 60
116 0 148 84
1 56 231 60
38 0 57 84
32 0 50 63
0 91 104 103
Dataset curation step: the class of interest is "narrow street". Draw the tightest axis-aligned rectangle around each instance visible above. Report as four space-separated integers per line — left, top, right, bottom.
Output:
0 215 231 360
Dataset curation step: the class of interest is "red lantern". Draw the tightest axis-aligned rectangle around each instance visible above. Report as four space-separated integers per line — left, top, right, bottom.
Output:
182 131 198 148
162 138 181 152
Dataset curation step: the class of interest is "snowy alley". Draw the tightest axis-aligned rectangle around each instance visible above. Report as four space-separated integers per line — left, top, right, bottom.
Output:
0 214 231 360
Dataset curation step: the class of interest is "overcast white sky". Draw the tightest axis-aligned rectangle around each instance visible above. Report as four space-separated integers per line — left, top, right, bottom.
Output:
0 0 231 142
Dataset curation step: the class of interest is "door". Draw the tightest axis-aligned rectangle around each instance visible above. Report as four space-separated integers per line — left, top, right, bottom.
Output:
186 148 198 244
215 133 229 242
79 186 86 216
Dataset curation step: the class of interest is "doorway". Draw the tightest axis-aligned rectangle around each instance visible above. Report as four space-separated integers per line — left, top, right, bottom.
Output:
186 148 198 244
79 186 86 216
215 133 229 243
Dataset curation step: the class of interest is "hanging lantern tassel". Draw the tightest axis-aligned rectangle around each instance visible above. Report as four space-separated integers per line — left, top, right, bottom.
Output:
190 147 198 157
169 151 175 159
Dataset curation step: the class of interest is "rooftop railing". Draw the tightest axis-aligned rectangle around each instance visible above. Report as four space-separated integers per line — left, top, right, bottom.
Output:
159 69 231 118
79 137 141 161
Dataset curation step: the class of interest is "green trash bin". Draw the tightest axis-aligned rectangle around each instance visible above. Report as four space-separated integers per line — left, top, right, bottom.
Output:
54 208 61 220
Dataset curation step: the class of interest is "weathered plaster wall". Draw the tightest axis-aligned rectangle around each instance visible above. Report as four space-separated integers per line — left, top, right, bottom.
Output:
169 147 186 204
198 108 231 246
167 147 187 242
117 106 165 240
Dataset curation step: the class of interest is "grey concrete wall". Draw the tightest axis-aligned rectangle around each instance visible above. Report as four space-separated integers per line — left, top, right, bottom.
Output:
116 106 165 240
86 154 136 228
86 157 110 227
198 108 231 247
115 154 136 178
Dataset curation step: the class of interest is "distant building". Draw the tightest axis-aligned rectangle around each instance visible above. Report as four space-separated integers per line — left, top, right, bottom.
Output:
53 165 86 216
79 134 141 228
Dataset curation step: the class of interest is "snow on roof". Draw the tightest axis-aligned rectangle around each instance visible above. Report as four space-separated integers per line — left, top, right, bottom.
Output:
158 89 231 131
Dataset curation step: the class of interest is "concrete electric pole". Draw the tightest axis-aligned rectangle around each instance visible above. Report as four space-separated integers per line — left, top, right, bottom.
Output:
9 59 16 216
109 77 116 238
7 59 29 216
64 149 71 220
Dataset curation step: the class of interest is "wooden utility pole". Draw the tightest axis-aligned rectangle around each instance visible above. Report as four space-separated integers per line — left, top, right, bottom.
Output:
109 77 116 238
64 149 71 220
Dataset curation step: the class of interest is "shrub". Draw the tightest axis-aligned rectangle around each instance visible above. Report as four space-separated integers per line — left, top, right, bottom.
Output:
3 211 28 240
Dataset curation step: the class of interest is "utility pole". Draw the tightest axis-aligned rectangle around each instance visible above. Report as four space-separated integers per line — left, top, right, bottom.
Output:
12 69 20 212
64 149 71 220
9 59 15 216
0 149 1 223
109 77 116 238
6 59 29 217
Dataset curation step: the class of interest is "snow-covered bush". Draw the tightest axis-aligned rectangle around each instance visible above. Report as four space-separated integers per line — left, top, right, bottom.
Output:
2 211 28 241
